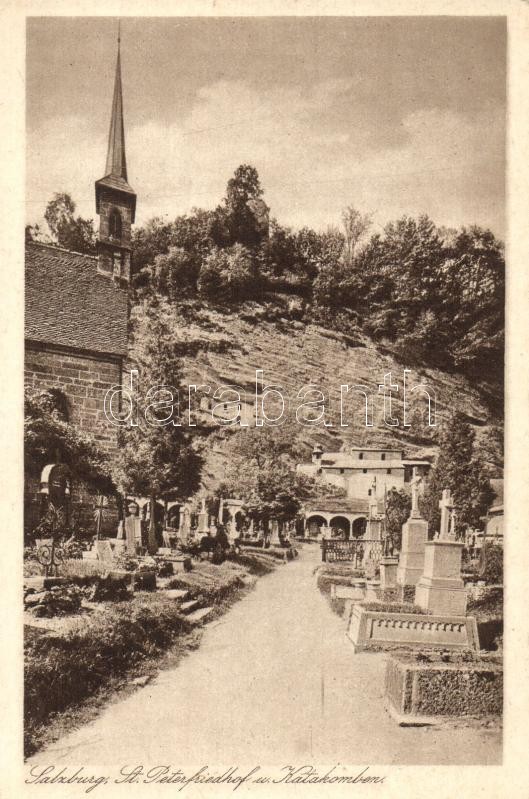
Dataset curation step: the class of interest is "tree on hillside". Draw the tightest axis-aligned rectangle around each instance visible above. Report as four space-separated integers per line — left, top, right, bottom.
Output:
262 219 299 278
442 226 504 379
149 247 200 300
211 165 269 250
475 424 504 477
111 305 203 552
132 210 216 290
197 244 257 303
218 426 315 524
420 411 493 538
132 217 175 281
385 488 411 551
44 193 97 255
341 206 372 264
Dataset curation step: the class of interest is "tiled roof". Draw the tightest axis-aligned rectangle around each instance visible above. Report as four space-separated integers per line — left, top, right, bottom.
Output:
320 457 406 469
25 242 128 357
304 497 369 514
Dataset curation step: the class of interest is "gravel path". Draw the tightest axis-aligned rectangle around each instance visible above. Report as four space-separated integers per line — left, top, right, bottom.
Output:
27 545 501 767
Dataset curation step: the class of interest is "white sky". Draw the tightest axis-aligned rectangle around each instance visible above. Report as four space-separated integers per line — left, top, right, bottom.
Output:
26 16 506 238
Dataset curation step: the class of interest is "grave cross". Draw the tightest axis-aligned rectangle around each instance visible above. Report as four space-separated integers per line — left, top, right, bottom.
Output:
369 476 378 518
93 495 108 540
438 489 454 540
410 467 423 519
449 508 457 540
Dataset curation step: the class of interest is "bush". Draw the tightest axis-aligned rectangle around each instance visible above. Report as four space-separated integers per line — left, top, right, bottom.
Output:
25 595 193 754
228 551 277 575
479 543 503 584
467 586 503 618
198 244 256 303
362 601 431 615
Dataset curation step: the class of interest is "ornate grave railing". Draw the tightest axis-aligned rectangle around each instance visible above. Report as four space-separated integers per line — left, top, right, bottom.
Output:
321 538 384 565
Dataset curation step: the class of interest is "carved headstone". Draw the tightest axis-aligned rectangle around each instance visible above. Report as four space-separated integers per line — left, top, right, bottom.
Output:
439 489 455 540
122 502 143 555
415 489 467 615
95 539 114 562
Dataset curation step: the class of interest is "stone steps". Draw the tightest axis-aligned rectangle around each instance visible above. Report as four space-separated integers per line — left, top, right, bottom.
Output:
163 589 190 601
186 606 214 624
180 599 200 614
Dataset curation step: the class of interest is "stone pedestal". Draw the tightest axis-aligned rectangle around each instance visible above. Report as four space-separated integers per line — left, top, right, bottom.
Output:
349 580 367 601
415 540 467 616
379 557 399 590
197 511 209 534
112 539 126 556
397 517 428 587
364 580 380 602
270 520 281 546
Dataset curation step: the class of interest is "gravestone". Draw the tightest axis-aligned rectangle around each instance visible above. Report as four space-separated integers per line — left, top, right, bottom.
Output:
112 538 126 555
197 499 209 534
396 468 428 587
95 539 114 562
180 507 191 542
270 519 281 546
363 477 383 567
379 556 399 590
415 490 468 616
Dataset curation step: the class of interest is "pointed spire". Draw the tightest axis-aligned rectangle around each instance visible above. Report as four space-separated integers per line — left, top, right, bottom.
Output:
105 27 128 180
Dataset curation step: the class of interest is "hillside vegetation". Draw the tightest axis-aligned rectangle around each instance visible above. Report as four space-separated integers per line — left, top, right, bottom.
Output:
31 164 504 500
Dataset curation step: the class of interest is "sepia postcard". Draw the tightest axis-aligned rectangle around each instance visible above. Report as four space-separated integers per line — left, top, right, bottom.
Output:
1 1 529 797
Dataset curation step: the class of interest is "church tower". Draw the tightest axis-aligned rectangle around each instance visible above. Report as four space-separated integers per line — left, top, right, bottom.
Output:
95 34 136 282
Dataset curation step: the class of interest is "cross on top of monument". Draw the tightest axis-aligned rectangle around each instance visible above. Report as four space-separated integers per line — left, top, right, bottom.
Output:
410 467 423 519
369 477 378 519
438 488 455 540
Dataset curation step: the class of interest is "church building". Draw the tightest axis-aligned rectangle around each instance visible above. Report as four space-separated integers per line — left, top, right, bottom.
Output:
24 41 135 535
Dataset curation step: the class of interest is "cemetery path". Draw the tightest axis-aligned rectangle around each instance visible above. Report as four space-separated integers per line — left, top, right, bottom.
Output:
27 545 501 767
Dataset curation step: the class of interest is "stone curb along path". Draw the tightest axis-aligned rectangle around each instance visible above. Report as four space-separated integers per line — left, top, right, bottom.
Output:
27 545 501 768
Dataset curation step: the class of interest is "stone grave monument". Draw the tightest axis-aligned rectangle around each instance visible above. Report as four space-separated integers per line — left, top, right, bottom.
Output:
415 489 468 616
270 519 281 546
117 501 143 555
396 468 428 587
197 498 209 534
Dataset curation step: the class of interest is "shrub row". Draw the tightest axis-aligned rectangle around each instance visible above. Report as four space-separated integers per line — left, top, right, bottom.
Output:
25 595 193 753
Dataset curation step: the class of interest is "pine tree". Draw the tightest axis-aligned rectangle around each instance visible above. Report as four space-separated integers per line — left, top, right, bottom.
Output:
111 303 203 553
421 411 494 537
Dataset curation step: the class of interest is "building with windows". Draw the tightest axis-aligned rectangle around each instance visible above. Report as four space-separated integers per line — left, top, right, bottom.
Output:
298 444 431 502
297 444 431 537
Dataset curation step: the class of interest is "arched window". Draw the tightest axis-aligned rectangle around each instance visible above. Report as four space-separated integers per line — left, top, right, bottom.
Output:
109 209 122 239
381 453 386 461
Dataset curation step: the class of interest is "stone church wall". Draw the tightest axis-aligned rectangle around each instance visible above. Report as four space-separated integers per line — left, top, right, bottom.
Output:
25 344 122 451
24 344 123 539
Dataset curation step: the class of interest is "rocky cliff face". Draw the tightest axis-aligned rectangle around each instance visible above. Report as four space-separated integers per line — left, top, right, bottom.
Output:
130 296 502 492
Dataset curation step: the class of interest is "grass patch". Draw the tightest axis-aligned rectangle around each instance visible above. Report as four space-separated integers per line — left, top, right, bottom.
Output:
228 551 278 575
25 554 281 757
166 562 247 603
362 601 431 615
316 565 364 598
25 594 193 756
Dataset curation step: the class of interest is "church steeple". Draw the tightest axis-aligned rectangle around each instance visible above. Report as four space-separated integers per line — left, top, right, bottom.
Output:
105 36 128 181
95 28 136 282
